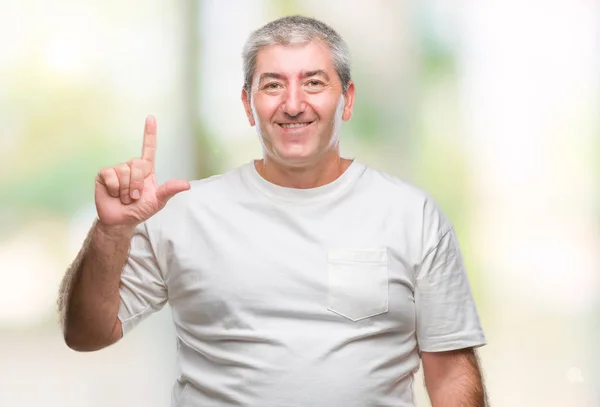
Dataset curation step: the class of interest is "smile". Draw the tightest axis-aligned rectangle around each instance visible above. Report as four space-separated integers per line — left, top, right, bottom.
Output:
278 122 313 129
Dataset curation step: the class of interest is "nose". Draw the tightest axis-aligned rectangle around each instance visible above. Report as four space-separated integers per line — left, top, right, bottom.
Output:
281 83 306 117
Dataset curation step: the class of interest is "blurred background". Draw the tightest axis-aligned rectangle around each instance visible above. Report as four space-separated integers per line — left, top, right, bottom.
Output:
0 0 598 406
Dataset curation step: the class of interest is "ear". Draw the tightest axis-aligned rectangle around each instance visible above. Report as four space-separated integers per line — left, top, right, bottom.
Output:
241 89 256 126
342 81 355 121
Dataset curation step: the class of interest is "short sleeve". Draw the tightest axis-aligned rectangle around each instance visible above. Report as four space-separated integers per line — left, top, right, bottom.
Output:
415 225 486 353
117 222 168 336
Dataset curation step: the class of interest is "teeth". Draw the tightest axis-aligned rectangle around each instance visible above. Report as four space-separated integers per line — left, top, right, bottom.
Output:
280 122 310 129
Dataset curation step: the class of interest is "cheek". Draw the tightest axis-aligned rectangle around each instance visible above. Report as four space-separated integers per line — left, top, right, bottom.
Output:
253 97 280 122
310 96 340 120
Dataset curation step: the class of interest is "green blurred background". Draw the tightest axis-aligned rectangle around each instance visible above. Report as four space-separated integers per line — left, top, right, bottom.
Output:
0 1 598 406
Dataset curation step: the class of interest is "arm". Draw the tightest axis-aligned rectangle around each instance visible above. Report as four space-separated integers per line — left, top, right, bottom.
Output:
422 347 489 407
58 116 189 352
58 221 132 352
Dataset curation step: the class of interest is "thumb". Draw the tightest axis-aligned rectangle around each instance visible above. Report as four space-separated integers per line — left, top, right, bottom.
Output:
156 179 191 206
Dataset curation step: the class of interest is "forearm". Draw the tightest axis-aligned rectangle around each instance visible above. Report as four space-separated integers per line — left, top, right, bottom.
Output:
58 220 134 350
424 349 489 407
427 371 487 407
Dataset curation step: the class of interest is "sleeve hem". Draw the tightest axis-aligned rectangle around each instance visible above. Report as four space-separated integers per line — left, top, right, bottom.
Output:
418 332 487 353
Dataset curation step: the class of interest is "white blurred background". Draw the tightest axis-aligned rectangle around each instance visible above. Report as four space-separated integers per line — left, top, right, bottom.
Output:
0 0 598 406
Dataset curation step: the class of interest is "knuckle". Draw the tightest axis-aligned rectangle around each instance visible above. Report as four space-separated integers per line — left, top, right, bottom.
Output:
118 163 130 176
130 160 146 185
99 167 112 178
131 162 143 175
131 159 146 177
105 179 118 190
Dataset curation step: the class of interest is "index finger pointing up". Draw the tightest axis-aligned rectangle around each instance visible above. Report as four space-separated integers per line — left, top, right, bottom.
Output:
142 115 157 166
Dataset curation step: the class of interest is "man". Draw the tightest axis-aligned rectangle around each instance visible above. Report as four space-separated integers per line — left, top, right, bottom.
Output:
59 15 488 407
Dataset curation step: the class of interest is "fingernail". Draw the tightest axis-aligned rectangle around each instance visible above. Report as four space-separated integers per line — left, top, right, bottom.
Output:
131 190 140 199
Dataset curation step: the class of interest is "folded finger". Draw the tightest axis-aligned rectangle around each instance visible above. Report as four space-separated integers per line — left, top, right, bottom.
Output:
97 167 120 198
129 158 146 200
116 163 132 205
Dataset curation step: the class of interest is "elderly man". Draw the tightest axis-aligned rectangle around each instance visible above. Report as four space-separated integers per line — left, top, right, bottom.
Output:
59 15 488 407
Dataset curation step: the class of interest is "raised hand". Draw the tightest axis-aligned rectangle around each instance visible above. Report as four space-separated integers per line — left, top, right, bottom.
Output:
95 116 191 228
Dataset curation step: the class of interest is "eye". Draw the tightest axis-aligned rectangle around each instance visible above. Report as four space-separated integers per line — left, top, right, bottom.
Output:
264 82 282 90
306 80 324 87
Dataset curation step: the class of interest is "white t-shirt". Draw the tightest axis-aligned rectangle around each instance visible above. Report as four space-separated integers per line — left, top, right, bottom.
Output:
118 159 486 407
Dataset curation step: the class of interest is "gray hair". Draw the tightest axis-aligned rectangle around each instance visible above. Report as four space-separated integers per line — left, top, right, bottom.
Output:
242 15 351 96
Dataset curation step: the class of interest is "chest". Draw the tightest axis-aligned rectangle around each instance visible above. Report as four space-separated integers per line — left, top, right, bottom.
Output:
163 203 419 332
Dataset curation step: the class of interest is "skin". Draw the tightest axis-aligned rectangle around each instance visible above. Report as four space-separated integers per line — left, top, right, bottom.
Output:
422 347 489 406
242 40 488 404
58 117 190 351
241 40 356 189
59 37 488 406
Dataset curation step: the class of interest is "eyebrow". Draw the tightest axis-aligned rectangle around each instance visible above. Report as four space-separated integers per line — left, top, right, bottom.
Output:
257 70 331 86
301 70 330 80
258 72 285 85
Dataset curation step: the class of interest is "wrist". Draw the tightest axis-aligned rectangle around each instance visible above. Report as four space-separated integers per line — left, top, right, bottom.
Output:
94 219 136 240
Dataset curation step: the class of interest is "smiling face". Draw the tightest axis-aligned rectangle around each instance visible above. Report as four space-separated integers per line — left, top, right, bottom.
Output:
242 40 355 168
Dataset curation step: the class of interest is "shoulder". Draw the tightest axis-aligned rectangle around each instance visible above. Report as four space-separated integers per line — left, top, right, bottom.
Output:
189 165 245 197
360 162 453 243
360 162 437 210
146 164 247 229
172 164 245 205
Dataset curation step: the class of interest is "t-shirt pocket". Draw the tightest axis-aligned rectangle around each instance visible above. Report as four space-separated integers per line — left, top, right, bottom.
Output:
327 248 389 321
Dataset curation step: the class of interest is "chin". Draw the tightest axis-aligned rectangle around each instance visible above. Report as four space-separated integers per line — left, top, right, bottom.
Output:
273 150 319 166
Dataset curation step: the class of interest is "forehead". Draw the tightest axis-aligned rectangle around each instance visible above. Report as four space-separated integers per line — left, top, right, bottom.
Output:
254 40 335 77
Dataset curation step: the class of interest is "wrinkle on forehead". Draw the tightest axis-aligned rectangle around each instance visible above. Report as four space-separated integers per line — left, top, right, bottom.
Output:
251 40 336 93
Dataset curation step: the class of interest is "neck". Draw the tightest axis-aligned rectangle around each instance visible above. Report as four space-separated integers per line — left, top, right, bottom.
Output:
255 151 353 189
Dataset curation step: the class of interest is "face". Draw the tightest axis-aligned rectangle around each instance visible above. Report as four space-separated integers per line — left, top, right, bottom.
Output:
242 40 355 167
